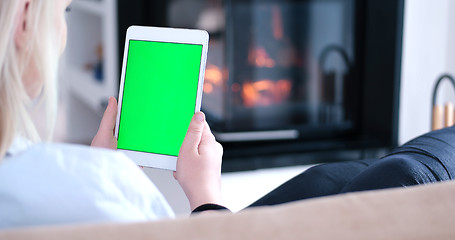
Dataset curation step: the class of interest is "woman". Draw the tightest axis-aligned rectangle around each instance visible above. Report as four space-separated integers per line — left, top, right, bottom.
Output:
0 0 224 229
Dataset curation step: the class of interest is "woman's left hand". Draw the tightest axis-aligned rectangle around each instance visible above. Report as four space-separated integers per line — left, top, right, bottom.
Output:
91 97 118 150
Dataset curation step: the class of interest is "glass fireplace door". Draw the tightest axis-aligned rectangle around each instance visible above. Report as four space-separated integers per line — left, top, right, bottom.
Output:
201 0 358 141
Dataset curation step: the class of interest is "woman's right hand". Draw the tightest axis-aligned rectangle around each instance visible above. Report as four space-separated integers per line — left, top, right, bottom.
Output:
174 112 224 211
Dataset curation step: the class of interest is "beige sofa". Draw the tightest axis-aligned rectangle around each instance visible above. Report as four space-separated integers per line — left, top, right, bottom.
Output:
1 180 455 240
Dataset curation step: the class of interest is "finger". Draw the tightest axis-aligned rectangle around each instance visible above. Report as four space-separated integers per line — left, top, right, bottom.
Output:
180 112 205 155
98 97 118 134
200 121 216 145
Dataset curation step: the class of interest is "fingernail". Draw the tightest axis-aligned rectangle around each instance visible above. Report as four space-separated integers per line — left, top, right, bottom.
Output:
195 112 204 122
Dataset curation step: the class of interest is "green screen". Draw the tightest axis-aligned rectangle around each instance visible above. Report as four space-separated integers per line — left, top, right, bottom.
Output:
117 40 203 157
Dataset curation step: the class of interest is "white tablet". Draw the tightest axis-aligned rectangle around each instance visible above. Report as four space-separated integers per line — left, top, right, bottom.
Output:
115 26 209 171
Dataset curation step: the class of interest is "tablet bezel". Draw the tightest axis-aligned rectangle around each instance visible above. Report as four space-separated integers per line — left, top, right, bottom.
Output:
115 25 209 171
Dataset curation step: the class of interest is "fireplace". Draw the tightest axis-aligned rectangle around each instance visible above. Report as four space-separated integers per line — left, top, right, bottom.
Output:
202 0 358 137
118 0 404 171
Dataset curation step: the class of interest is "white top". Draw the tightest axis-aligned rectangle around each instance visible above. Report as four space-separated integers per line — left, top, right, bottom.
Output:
0 139 175 229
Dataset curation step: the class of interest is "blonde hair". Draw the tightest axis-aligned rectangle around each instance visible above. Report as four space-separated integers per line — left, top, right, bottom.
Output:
0 0 59 158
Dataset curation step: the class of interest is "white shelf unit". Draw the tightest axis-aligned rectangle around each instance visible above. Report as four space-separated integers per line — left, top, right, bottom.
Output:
64 0 118 113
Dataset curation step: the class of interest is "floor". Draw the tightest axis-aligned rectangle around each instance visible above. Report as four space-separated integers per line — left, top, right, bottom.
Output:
144 164 312 215
221 165 313 212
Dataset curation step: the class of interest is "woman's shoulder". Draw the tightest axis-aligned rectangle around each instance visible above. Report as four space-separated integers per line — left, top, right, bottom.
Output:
49 143 130 166
2 143 138 178
14 142 129 162
0 143 174 229
0 142 158 197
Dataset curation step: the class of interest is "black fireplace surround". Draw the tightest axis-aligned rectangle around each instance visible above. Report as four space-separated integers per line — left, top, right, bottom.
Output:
117 0 404 171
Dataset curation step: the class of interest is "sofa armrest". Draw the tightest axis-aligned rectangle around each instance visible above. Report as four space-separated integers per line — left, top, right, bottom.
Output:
2 181 455 240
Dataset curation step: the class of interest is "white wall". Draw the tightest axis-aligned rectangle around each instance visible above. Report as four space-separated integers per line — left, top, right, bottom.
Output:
399 0 455 144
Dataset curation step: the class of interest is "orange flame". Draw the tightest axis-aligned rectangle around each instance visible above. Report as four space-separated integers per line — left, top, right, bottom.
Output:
248 47 276 68
204 64 223 94
242 79 292 107
272 6 284 40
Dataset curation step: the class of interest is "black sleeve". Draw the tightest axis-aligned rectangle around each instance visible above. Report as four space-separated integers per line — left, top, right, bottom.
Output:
191 204 231 215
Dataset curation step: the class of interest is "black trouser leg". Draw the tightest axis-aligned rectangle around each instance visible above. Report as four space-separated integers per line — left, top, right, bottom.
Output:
249 159 375 207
